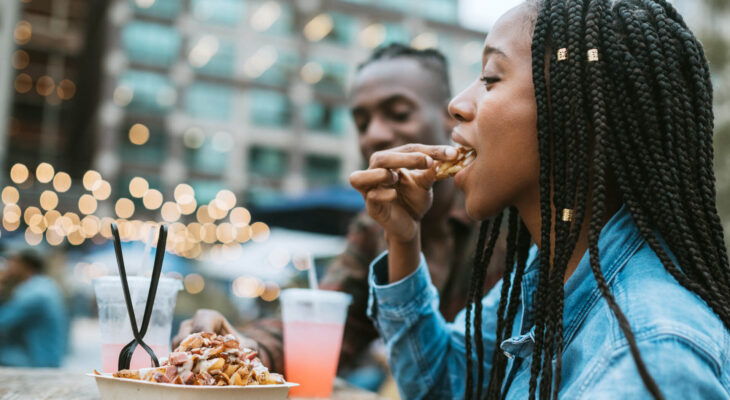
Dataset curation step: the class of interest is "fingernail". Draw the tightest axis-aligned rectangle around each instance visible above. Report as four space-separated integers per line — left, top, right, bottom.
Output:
391 170 399 183
425 155 434 167
445 147 457 158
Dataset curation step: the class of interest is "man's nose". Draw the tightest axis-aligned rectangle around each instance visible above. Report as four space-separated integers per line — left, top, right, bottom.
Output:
362 117 395 151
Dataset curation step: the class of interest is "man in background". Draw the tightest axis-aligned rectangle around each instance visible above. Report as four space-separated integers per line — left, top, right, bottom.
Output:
0 251 68 367
175 44 504 387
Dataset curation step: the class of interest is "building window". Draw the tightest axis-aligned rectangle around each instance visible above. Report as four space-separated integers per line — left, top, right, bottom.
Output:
302 102 348 135
184 82 234 121
185 135 229 175
305 155 341 186
189 36 236 78
118 70 176 115
190 0 245 26
129 0 183 20
248 90 291 128
121 22 181 68
248 146 288 179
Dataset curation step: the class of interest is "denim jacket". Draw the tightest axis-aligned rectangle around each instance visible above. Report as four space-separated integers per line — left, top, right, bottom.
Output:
367 206 730 399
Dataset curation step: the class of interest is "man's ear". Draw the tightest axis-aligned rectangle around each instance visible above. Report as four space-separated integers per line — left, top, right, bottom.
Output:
442 105 456 140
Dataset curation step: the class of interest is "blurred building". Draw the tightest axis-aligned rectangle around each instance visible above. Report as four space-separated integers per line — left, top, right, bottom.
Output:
89 0 486 213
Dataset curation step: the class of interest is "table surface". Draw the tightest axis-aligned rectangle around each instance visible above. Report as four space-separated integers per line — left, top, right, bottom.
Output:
0 367 383 400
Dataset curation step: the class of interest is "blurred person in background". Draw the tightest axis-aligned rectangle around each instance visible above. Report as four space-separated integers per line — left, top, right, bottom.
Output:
0 250 68 367
174 43 505 391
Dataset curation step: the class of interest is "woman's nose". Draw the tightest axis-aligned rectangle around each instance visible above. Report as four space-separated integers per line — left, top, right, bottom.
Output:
448 86 476 123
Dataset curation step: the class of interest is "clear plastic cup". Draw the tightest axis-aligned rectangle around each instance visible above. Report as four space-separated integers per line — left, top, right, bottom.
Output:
93 276 182 373
280 288 352 398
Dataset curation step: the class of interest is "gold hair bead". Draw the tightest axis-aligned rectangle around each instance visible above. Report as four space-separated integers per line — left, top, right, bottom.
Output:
587 49 599 62
557 48 568 61
562 208 575 222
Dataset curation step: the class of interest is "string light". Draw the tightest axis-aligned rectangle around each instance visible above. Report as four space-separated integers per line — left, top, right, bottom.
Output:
129 177 149 198
92 180 111 200
261 282 281 302
1 187 19 205
250 222 270 242
3 204 21 224
161 201 181 222
40 190 59 210
36 163 55 183
10 164 29 184
35 76 55 96
14 73 32 93
129 123 150 145
25 227 43 246
196 205 213 224
78 194 97 215
83 170 102 191
57 79 76 100
143 189 163 210
23 206 41 225
184 273 205 294
53 172 72 192
229 207 251 227
115 198 135 219
12 50 30 69
215 189 236 210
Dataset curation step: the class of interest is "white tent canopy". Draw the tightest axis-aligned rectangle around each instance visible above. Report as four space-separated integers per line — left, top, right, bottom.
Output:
197 227 347 284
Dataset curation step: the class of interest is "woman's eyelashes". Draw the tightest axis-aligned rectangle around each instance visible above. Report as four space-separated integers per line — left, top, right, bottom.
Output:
480 76 500 89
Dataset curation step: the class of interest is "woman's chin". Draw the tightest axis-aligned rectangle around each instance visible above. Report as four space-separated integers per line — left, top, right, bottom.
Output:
465 197 504 221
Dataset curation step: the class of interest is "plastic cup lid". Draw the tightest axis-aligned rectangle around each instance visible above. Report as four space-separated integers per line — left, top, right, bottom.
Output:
279 288 352 305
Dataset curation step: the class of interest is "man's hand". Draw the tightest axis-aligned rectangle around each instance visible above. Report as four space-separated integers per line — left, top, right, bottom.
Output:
172 309 258 352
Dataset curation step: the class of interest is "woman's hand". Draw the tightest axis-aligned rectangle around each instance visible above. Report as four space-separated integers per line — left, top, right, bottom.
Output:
350 144 457 242
350 144 457 281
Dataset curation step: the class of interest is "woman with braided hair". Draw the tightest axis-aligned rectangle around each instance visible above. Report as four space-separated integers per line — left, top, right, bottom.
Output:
349 0 730 398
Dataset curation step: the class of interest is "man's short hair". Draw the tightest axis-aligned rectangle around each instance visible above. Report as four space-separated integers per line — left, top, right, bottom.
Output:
357 43 451 100
12 250 45 273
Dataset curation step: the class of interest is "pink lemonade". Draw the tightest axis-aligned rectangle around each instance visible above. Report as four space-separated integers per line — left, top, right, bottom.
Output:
101 343 169 373
283 320 345 397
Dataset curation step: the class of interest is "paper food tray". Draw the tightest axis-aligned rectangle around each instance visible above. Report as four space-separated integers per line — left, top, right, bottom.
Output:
88 373 298 400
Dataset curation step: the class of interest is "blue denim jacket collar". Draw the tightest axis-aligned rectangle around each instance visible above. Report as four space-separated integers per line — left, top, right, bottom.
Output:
502 205 642 358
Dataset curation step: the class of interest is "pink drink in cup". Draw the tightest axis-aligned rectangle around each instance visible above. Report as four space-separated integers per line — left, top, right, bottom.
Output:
93 276 182 373
281 289 352 398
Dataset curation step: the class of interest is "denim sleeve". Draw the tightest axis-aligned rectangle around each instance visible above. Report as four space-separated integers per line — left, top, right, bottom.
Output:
578 334 728 399
367 251 501 400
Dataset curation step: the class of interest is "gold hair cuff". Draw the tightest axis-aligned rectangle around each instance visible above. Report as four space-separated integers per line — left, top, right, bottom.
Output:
562 208 575 222
557 48 568 61
587 49 599 62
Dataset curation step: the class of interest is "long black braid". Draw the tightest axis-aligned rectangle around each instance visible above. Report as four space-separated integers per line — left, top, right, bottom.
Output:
461 0 730 399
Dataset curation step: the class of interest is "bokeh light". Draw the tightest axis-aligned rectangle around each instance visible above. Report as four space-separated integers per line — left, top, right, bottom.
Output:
92 180 112 200
232 276 265 298
1 187 19 205
36 162 55 183
250 222 270 242
14 21 32 45
143 189 163 210
10 163 29 184
115 198 135 219
12 50 30 69
53 172 72 192
57 79 76 100
129 123 149 145
23 206 41 225
184 273 205 294
268 247 291 269
83 170 102 191
196 205 213 224
40 190 59 210
35 76 55 96
261 282 281 302
78 194 98 215
14 73 32 93
129 177 149 198
25 228 43 246
161 201 181 222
